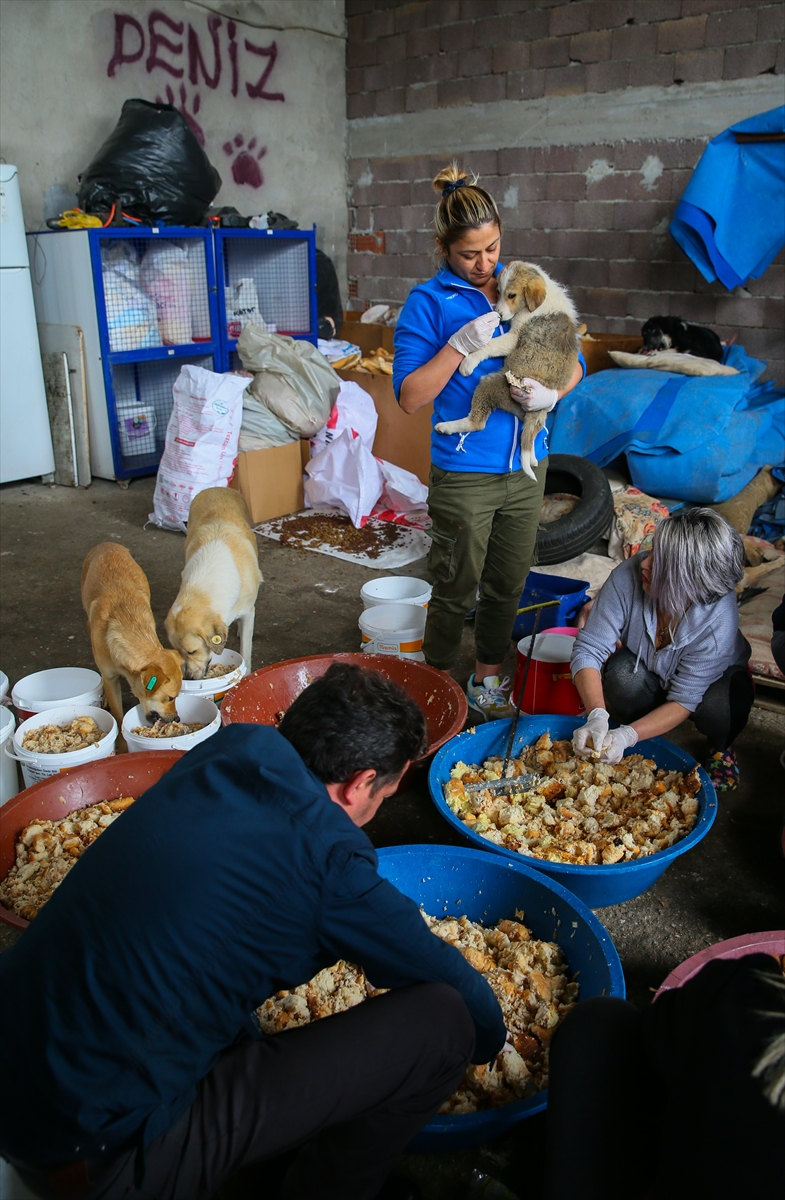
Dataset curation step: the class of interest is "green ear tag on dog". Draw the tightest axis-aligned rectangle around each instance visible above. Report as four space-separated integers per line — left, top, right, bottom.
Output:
146 676 157 691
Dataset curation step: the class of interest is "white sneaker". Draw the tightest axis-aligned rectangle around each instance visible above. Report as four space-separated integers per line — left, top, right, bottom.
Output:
466 674 514 721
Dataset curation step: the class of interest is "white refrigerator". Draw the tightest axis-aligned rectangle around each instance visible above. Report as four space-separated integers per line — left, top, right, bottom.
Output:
0 165 55 483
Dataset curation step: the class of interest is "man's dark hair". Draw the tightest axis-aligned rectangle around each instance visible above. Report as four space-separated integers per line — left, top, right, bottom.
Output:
278 662 428 790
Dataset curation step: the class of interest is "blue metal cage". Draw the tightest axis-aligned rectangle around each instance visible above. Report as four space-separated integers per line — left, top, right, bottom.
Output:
88 226 221 480
214 226 318 368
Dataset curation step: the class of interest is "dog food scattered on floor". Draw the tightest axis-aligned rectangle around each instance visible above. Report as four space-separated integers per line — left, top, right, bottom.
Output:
21 716 107 754
444 732 701 865
256 912 577 1112
203 662 235 679
0 797 135 920
132 720 205 738
268 512 401 559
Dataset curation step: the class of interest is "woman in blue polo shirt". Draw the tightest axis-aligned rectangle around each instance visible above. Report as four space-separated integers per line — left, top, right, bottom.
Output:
393 164 585 718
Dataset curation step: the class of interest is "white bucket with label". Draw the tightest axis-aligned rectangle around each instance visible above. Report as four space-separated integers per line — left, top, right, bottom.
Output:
360 577 432 611
11 668 104 723
358 603 427 661
0 707 19 806
8 704 118 788
180 650 246 703
122 695 221 753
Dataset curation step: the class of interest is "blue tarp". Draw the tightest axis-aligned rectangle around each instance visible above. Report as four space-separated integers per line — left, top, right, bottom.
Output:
669 105 785 289
548 345 785 504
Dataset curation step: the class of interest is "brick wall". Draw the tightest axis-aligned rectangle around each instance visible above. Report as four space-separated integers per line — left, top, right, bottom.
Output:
345 1 785 385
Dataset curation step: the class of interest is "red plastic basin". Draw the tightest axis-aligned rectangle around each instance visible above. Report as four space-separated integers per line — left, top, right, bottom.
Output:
221 653 468 766
0 751 184 931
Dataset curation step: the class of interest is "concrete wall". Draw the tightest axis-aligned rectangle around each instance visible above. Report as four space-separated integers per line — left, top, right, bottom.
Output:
0 0 348 289
345 0 785 385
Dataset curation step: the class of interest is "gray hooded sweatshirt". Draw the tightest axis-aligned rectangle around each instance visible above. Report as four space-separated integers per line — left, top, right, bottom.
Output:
570 553 750 712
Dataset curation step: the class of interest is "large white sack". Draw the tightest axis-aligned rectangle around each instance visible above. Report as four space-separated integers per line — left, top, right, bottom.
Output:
149 365 248 532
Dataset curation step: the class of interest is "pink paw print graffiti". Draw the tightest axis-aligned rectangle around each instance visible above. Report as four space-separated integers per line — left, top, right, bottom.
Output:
223 135 267 188
156 84 205 147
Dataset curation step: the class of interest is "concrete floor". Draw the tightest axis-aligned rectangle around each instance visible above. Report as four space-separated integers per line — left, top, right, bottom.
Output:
1 475 784 1197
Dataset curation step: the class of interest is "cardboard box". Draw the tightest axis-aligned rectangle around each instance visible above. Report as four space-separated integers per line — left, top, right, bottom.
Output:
336 369 433 486
340 312 395 355
229 439 304 524
581 334 643 375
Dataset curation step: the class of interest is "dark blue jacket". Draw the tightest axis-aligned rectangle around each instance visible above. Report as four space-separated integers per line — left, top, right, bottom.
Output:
0 726 505 1167
392 264 585 474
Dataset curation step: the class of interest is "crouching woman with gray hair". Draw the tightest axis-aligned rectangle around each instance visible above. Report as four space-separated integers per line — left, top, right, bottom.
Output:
570 508 753 792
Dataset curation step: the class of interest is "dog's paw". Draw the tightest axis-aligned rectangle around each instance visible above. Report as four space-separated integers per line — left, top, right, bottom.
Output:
459 352 482 377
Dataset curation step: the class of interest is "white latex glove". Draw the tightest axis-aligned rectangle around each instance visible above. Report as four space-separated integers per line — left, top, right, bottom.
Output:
599 725 639 765
509 378 559 412
448 311 500 356
572 708 610 758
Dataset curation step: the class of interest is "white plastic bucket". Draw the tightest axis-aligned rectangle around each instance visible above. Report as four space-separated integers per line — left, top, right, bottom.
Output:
122 695 221 753
0 670 9 705
0 707 19 806
358 603 427 660
9 705 118 788
360 577 432 611
180 650 246 703
11 668 104 723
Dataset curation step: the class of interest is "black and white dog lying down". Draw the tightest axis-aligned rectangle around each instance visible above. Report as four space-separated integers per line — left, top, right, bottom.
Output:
641 316 724 362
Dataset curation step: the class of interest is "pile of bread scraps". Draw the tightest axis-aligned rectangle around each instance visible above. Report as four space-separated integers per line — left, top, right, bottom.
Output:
331 347 393 374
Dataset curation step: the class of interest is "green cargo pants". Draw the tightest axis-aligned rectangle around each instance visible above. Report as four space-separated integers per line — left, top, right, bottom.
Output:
423 461 546 671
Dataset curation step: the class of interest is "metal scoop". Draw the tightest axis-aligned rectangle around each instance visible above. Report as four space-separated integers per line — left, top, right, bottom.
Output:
463 601 560 795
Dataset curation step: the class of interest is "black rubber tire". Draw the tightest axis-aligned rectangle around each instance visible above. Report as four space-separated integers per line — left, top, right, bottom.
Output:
536 454 614 565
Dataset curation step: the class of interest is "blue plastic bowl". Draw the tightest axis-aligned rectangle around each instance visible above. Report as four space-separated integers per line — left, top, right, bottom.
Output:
376 845 624 1151
427 715 717 909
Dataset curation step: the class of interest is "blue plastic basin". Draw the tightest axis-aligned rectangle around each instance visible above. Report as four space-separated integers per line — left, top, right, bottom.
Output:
427 715 717 909
376 844 624 1151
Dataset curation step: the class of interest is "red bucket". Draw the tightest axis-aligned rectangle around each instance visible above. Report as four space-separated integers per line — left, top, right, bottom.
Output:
512 627 584 716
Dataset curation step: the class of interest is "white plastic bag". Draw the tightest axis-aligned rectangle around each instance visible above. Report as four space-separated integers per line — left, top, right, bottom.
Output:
149 366 249 532
226 278 269 339
377 459 429 513
310 380 378 451
141 242 192 345
303 429 383 528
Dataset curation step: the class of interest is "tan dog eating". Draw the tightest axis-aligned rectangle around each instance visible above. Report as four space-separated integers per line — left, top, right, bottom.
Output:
165 488 262 679
435 262 579 479
81 543 183 731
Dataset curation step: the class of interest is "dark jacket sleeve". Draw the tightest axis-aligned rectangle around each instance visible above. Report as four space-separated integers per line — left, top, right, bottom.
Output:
317 846 507 1064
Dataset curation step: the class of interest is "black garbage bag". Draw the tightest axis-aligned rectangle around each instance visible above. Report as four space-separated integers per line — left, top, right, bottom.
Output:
78 99 222 226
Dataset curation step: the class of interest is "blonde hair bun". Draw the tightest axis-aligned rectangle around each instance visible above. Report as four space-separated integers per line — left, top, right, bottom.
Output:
431 163 474 195
431 163 502 255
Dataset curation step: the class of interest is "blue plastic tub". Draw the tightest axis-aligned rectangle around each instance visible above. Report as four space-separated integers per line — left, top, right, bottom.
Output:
427 715 717 909
512 571 590 640
376 845 624 1151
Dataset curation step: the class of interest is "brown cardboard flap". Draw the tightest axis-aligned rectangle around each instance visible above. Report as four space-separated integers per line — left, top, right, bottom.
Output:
229 440 304 524
581 334 643 375
335 369 432 485
340 313 395 354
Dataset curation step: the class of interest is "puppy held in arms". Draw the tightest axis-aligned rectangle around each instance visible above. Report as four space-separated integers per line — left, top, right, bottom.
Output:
166 487 262 678
435 262 579 480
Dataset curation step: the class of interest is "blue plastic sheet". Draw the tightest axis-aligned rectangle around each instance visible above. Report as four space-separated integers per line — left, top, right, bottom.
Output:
548 345 785 504
669 105 785 288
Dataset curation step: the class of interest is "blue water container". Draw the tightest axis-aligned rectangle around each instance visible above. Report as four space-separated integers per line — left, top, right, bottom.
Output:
513 571 590 639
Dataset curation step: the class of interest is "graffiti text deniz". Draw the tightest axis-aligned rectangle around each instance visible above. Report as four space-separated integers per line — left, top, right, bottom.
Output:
107 10 285 102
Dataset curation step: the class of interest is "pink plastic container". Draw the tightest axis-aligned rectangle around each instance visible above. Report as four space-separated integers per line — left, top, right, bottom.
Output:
655 931 785 998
